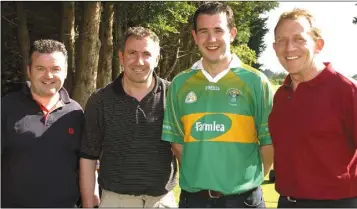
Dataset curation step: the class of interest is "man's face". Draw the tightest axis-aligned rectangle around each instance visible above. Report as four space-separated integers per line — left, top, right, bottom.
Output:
119 36 160 84
192 13 237 65
27 51 67 98
273 17 324 75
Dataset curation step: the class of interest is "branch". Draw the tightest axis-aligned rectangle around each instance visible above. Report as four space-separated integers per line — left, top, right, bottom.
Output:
2 16 18 27
164 39 181 79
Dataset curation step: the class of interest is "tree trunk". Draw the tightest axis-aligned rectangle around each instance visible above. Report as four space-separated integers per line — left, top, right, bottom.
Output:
61 1 75 95
112 2 124 80
97 2 114 88
72 2 101 108
163 38 180 79
16 2 30 81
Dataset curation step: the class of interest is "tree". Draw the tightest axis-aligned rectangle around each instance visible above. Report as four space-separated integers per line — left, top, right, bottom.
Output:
61 2 76 94
2 1 279 99
97 2 114 88
72 2 101 108
16 2 30 81
353 3 357 24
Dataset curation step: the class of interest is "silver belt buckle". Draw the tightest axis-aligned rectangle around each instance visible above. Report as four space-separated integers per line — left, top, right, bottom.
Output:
287 196 297 202
208 190 220 198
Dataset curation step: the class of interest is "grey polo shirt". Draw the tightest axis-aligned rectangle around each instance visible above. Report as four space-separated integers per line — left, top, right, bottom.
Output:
80 73 178 196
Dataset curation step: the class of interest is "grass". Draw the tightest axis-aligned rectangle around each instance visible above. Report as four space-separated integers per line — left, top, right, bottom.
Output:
172 176 279 208
272 84 280 93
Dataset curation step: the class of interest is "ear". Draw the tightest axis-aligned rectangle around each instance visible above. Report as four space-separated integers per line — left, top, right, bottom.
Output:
63 67 68 79
315 38 324 54
26 65 31 80
273 42 277 53
230 27 237 43
118 50 124 65
192 30 198 45
155 53 160 68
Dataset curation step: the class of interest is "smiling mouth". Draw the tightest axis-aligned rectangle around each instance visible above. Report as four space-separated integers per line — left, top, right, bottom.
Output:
286 56 299 60
133 68 145 72
42 81 55 85
206 46 219 50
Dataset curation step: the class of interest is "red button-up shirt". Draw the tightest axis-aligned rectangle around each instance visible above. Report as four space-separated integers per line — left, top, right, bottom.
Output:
269 63 357 200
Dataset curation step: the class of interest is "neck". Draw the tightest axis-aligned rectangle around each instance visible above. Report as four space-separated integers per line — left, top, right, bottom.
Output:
31 91 60 111
290 62 326 91
122 75 155 102
202 54 232 78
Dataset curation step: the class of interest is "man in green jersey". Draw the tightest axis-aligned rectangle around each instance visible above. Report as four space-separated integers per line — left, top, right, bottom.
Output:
162 2 274 208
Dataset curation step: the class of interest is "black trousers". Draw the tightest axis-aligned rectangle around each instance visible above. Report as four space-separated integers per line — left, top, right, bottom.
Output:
179 187 265 208
278 195 357 208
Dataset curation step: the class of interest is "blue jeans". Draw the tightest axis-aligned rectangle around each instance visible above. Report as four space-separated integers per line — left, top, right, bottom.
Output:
278 195 357 208
179 187 265 208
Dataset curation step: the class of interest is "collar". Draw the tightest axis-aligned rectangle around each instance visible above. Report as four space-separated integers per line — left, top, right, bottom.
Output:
112 72 163 96
23 81 71 104
191 54 242 83
283 62 335 89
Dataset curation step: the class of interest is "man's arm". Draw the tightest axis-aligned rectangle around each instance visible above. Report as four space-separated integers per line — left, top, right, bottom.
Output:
172 143 183 165
162 79 185 156
80 158 98 208
79 91 103 208
255 74 275 177
260 145 274 177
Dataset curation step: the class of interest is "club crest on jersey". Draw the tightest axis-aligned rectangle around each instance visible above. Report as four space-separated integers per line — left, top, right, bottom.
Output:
185 91 197 104
226 88 240 106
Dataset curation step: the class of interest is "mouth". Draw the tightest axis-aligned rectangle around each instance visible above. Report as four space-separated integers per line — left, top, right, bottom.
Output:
41 81 55 85
205 46 219 51
133 68 146 73
286 56 299 60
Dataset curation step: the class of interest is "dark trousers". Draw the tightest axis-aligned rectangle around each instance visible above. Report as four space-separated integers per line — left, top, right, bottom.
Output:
278 195 357 208
179 187 265 208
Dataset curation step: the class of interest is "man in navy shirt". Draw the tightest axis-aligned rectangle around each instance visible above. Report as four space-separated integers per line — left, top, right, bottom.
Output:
1 39 84 207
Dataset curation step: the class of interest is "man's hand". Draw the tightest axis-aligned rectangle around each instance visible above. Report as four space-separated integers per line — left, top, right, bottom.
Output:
80 158 98 208
93 194 100 207
259 145 274 177
171 143 183 166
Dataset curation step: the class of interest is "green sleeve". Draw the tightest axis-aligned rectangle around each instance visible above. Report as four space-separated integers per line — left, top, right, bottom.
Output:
255 75 274 146
162 79 185 144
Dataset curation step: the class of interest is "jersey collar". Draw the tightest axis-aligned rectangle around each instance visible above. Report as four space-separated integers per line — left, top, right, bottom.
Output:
191 54 241 83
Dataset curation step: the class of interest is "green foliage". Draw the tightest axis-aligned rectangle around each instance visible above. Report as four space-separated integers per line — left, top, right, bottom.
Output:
231 44 257 66
2 1 279 95
269 72 287 85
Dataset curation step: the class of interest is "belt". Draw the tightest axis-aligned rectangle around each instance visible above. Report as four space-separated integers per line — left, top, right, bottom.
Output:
195 187 257 199
198 190 224 198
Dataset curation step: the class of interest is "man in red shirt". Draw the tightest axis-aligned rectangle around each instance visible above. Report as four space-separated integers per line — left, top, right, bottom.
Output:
269 8 357 207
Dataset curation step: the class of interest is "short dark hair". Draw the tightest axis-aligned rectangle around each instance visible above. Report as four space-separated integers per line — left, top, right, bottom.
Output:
119 26 160 52
193 2 235 32
29 39 68 66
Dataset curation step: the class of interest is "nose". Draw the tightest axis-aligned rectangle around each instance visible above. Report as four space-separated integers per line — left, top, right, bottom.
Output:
207 31 216 42
286 40 296 51
136 54 145 65
44 69 54 79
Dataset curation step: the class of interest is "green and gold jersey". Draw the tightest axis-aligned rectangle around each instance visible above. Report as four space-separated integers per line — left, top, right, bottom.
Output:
162 54 273 195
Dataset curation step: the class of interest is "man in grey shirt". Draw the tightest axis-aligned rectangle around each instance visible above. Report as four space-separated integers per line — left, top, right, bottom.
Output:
79 27 177 208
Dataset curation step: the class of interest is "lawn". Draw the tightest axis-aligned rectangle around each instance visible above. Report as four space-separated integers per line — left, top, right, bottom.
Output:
272 84 280 93
172 176 279 208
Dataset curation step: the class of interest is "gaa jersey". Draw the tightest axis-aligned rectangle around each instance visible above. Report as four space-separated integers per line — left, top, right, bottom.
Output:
162 54 273 195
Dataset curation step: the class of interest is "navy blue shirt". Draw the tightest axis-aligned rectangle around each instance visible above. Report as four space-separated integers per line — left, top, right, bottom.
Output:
1 84 84 207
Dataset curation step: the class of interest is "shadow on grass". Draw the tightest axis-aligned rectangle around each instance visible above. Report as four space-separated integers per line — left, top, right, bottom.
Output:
262 180 274 185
